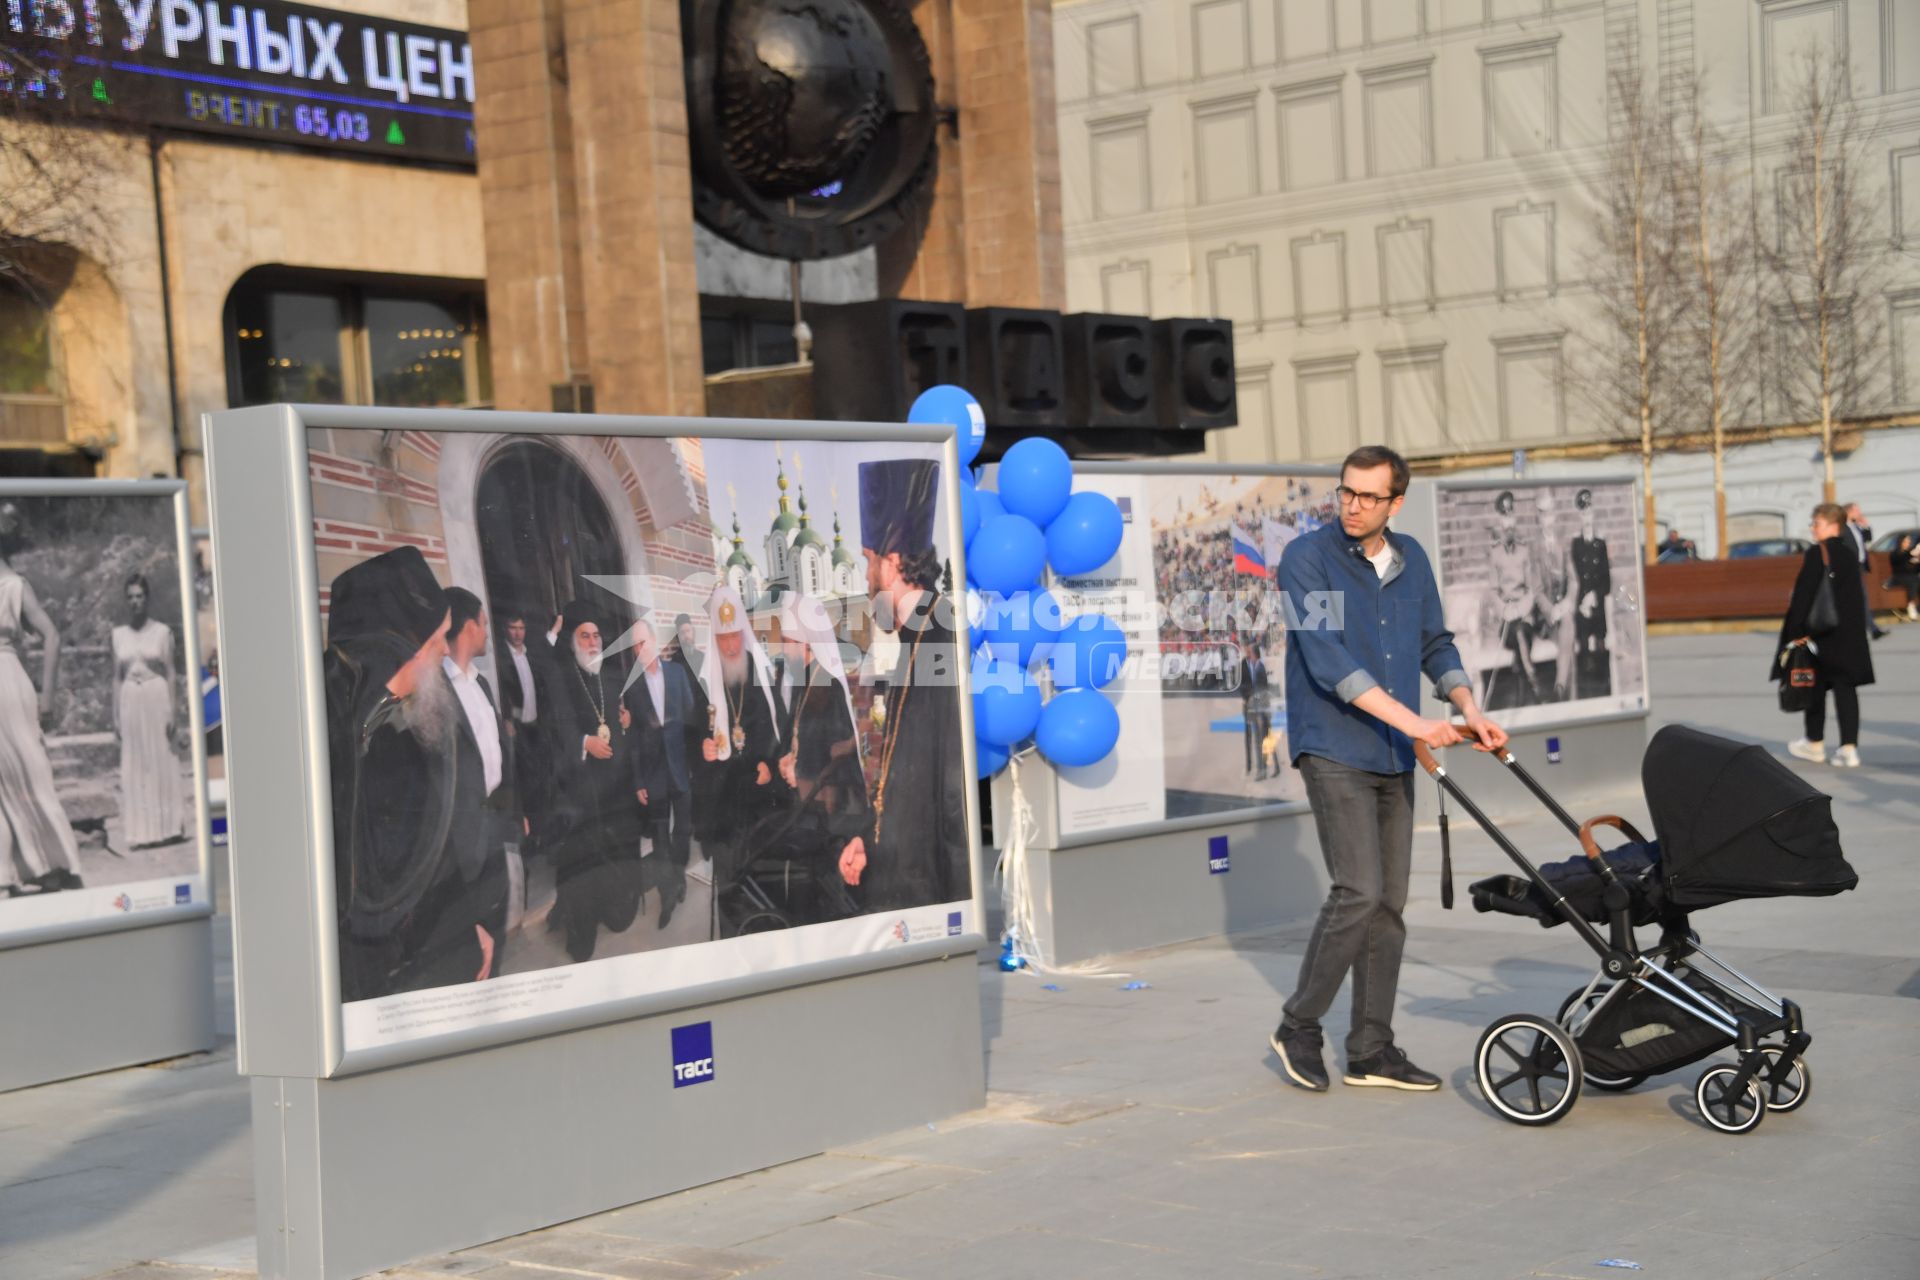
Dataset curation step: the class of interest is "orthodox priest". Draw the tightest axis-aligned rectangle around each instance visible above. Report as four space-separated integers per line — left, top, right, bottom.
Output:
324 546 500 1001
838 459 969 912
692 585 783 923
543 600 646 963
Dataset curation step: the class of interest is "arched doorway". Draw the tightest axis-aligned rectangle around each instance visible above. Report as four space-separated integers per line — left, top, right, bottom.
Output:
475 441 630 638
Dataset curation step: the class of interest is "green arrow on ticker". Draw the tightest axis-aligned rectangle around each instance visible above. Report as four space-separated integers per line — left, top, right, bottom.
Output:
92 78 112 104
385 120 406 145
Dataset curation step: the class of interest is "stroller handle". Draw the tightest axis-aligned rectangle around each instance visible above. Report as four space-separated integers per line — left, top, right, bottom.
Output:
1413 741 1442 776
1578 814 1649 863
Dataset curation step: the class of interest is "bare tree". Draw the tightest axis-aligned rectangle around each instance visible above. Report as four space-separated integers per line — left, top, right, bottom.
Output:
1572 65 1689 566
0 31 112 300
1764 46 1887 503
1669 68 1762 558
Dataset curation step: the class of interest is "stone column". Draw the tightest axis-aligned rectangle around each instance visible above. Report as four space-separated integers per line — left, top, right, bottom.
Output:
468 0 586 412
880 0 1065 310
469 0 706 416
559 0 706 417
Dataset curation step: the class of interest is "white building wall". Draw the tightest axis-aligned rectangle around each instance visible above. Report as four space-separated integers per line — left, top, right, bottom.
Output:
1056 0 1920 503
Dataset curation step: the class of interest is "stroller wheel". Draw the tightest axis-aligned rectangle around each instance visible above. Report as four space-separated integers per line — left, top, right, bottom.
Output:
1757 1046 1812 1113
1694 1065 1767 1134
1476 1014 1583 1126
1554 988 1649 1093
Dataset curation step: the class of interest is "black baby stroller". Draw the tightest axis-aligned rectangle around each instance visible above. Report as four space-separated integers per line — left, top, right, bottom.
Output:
1425 724 1857 1134
709 790 862 938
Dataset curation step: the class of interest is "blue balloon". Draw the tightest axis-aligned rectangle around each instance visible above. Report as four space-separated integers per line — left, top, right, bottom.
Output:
1049 614 1127 690
976 488 1006 526
972 657 1042 747
968 514 1047 596
981 589 1065 670
997 437 1074 527
909 384 988 467
1046 491 1125 577
1035 688 1121 768
958 475 982 547
976 737 1010 780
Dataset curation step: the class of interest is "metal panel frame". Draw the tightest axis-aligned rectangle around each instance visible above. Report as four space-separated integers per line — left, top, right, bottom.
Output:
0 478 213 951
1406 472 1652 736
1039 460 1341 850
206 405 985 1080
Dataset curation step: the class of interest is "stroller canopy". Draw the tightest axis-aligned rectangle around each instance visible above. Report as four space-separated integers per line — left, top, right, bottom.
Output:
1642 725 1858 908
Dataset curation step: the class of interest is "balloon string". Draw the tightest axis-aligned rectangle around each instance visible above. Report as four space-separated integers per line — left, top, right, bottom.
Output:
993 751 1129 979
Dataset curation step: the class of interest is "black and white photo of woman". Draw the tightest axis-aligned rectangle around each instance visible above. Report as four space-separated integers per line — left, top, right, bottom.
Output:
112 574 189 849
0 501 85 896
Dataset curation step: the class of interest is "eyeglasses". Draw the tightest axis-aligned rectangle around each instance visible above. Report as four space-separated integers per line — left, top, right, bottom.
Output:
1335 485 1399 511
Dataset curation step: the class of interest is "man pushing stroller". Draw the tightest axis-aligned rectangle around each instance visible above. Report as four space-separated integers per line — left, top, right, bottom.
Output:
1269 446 1509 1093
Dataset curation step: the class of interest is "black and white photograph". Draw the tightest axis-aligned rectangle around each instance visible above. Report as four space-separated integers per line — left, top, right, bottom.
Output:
0 487 208 941
1433 480 1647 729
307 427 974 1051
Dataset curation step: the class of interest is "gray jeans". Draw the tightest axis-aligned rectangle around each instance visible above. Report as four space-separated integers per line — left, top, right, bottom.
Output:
1282 753 1415 1060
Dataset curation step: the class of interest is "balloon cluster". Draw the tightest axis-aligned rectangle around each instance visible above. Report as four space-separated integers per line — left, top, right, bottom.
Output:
909 385 1128 780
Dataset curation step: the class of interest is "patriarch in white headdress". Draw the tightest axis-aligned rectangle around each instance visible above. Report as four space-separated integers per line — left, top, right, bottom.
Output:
699 583 778 762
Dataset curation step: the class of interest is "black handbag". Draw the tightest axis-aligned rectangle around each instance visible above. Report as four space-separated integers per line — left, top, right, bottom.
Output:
1806 544 1839 636
1777 640 1818 713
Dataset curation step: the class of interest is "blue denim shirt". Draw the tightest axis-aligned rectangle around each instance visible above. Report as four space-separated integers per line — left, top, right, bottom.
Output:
1277 522 1469 775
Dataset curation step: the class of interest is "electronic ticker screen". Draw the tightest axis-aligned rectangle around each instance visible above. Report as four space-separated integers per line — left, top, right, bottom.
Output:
2 0 476 168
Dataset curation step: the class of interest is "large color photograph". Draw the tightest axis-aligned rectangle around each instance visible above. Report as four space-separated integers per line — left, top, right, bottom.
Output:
0 488 207 942
1433 480 1648 730
1051 470 1338 838
309 427 972 1052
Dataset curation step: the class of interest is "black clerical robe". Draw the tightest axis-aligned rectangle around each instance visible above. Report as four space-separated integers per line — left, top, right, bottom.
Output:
544 658 644 961
327 661 498 1001
691 661 782 880
858 597 969 912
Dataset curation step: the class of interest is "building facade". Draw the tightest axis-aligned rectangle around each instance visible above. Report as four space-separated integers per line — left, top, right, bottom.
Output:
1054 0 1920 531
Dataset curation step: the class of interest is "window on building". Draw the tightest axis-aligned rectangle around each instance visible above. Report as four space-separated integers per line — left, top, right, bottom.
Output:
1091 114 1152 218
1279 0 1334 60
226 271 490 408
1483 38 1560 157
699 297 800 375
1276 78 1345 189
1101 259 1152 314
1493 332 1566 439
1294 353 1360 459
1380 343 1452 451
1362 60 1434 176
1291 231 1348 325
0 277 66 451
1089 16 1144 97
0 278 56 397
1761 0 1845 114
1194 95 1259 204
1893 292 1920 407
1377 217 1434 314
1192 0 1250 78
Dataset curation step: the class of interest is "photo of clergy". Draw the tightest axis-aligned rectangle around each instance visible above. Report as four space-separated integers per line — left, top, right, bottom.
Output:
314 430 971 1005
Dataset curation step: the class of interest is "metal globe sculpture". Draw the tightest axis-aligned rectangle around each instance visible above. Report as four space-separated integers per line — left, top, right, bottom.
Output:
685 0 939 260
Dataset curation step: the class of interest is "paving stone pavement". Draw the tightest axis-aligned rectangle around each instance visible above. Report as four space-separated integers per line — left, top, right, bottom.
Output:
6 629 1918 1280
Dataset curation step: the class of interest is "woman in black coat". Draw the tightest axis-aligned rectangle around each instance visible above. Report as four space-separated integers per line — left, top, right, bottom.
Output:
1775 503 1873 768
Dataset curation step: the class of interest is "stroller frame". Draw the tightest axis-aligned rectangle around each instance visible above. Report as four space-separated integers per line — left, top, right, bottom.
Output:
1419 741 1813 1134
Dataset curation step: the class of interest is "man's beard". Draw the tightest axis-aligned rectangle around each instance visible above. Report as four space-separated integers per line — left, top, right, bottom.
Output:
719 646 749 691
575 649 602 676
401 669 460 750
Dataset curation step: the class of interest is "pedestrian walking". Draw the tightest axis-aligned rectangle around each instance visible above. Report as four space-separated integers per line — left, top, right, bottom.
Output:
1270 445 1508 1093
1779 504 1874 769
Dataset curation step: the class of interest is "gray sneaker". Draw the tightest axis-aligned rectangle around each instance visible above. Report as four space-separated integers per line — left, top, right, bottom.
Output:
1344 1043 1442 1091
1270 1023 1329 1092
